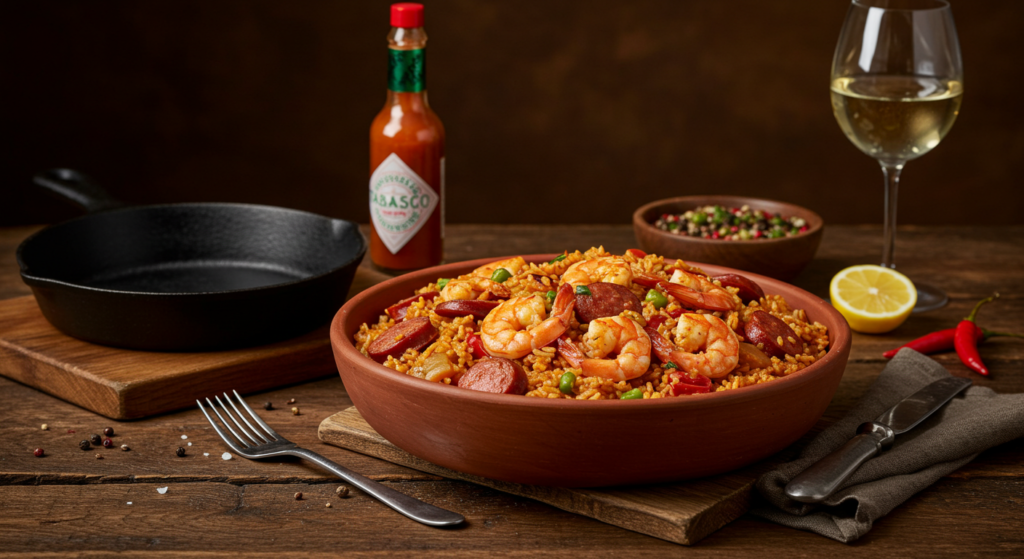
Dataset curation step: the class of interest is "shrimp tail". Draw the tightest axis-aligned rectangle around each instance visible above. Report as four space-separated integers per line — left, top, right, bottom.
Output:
556 336 585 368
551 282 575 318
643 325 676 364
658 281 736 312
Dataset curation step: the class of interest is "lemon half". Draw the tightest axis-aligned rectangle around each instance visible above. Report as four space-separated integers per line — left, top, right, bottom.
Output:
829 265 917 334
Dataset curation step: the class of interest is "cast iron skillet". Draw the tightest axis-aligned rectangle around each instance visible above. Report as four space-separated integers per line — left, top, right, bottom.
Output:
17 169 367 351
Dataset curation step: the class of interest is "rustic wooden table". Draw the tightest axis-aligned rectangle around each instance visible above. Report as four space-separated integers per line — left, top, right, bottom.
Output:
2 224 1022 556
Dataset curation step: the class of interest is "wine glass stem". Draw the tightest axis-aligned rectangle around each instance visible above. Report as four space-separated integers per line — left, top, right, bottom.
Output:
880 162 904 269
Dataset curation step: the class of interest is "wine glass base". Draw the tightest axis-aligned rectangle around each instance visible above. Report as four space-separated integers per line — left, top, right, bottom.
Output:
912 282 949 313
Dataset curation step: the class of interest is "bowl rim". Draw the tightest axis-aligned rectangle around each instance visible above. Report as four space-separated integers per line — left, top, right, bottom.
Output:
332 253 849 412
632 195 825 247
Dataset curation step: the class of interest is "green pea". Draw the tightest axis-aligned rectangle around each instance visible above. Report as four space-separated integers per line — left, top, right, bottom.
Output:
437 278 451 290
490 268 512 283
545 290 557 304
549 254 567 264
691 212 707 225
663 362 678 369
576 285 592 296
645 289 668 309
559 372 576 394
770 216 785 227
621 388 644 400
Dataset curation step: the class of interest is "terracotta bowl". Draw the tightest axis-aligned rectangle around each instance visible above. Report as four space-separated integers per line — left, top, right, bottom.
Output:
633 195 824 281
331 255 851 488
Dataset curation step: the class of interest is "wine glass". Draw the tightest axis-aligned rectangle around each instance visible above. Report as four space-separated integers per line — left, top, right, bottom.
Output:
831 0 963 312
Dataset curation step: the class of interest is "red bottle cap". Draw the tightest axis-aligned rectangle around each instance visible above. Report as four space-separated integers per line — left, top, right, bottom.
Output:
391 3 424 28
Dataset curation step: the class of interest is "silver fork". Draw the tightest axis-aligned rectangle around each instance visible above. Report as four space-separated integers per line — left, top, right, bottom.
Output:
197 390 464 527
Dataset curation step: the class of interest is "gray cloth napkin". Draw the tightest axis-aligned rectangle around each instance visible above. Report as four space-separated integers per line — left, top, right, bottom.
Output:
751 348 1024 543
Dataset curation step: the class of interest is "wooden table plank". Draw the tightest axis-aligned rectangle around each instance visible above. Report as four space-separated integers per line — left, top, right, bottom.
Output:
1 223 1022 555
0 477 1020 556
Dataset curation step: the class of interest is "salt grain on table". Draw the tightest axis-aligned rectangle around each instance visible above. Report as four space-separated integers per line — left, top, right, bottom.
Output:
181 435 188 440
222 452 232 460
187 442 192 446
127 502 132 505
203 453 209 457
157 487 168 494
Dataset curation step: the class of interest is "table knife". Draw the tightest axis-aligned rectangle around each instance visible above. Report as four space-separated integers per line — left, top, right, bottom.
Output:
784 376 972 503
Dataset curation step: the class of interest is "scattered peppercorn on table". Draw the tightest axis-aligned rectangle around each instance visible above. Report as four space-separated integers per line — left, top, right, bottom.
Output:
1 223 1022 555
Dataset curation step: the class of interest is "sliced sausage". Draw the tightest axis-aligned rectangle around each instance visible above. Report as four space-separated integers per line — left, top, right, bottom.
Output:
434 299 500 319
743 310 802 358
386 291 439 321
575 282 643 324
457 358 529 395
712 274 764 304
366 317 438 363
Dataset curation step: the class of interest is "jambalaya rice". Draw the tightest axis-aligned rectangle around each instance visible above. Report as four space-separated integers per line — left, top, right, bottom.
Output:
354 247 830 400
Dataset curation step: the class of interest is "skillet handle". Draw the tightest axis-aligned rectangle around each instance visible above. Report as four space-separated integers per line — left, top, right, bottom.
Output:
33 168 125 213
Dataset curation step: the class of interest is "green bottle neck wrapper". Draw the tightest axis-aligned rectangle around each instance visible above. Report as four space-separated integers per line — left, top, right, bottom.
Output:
388 48 425 93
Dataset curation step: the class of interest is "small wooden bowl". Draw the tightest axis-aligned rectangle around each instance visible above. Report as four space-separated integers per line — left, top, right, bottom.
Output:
330 255 851 488
633 196 824 281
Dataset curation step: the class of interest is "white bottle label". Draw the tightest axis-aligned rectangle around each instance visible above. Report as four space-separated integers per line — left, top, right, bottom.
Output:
369 153 439 254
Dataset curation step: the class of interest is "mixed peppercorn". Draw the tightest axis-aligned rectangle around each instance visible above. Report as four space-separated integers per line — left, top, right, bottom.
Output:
653 205 809 240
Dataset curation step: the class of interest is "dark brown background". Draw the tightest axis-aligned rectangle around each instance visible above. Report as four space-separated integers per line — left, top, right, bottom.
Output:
2 0 1021 227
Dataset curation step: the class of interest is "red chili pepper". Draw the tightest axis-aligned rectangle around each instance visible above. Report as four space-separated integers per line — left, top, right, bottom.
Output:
882 326 981 359
954 294 999 376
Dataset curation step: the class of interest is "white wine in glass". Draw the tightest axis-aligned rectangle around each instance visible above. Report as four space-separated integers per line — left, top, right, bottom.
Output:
831 0 963 312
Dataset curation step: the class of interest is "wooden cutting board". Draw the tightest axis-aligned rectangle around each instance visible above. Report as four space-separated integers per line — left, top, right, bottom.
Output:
320 407 779 545
0 295 337 419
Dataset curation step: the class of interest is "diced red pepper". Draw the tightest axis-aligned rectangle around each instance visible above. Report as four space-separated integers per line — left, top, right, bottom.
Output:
467 332 487 359
668 308 683 318
385 291 439 321
668 371 712 396
753 230 763 239
626 248 647 259
646 315 668 330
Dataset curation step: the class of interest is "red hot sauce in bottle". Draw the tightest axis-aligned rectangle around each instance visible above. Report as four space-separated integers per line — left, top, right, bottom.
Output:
369 3 445 271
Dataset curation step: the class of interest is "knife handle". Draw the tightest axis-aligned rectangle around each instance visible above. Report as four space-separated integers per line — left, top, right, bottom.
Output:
784 422 896 504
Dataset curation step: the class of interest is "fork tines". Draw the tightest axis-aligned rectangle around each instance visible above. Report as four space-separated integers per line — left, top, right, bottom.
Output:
197 390 283 452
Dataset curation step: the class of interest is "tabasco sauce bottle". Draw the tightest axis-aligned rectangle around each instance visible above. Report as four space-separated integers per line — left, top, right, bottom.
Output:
369 2 445 271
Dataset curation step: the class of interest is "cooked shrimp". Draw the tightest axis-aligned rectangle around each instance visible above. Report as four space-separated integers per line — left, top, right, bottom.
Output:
481 283 575 359
472 256 526 278
440 276 511 301
647 313 738 379
440 256 525 301
633 269 740 312
668 269 742 311
562 256 633 287
558 316 651 381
